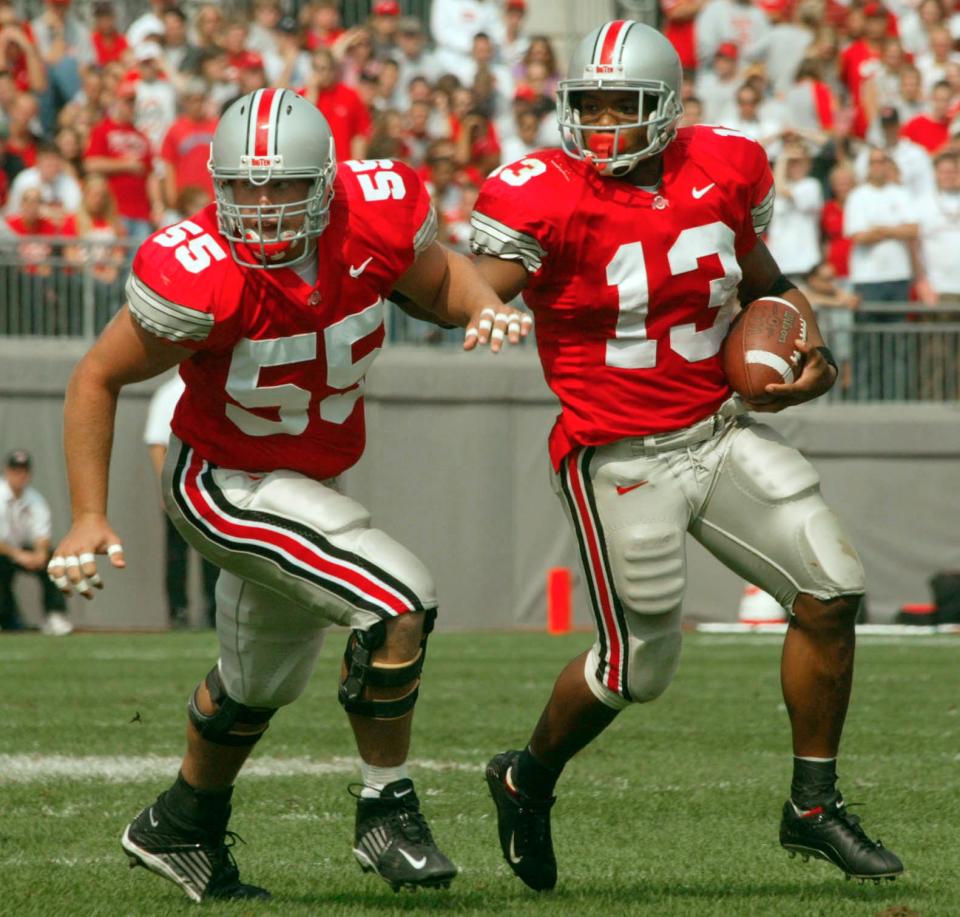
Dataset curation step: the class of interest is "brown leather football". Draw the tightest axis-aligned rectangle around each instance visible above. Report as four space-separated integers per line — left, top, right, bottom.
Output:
721 297 807 403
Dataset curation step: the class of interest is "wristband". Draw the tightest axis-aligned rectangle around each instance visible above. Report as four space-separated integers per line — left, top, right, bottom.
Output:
814 345 837 372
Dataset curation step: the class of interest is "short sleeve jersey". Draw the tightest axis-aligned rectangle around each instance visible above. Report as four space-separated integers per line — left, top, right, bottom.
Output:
471 126 774 469
126 159 437 480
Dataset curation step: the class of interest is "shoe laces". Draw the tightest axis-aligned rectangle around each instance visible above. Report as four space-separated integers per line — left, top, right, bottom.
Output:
508 783 554 850
349 784 435 847
828 801 885 849
207 831 244 888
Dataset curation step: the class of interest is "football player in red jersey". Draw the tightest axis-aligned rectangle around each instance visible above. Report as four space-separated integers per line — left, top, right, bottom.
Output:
46 88 530 903
473 21 902 890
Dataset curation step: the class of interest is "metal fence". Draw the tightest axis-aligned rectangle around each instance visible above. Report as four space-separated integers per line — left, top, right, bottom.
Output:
1 238 957 402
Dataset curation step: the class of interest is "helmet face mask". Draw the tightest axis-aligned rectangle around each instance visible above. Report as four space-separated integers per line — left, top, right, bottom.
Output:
209 89 337 269
558 21 684 177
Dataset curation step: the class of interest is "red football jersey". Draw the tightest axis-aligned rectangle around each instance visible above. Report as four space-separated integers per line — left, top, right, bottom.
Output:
472 126 774 469
126 159 437 479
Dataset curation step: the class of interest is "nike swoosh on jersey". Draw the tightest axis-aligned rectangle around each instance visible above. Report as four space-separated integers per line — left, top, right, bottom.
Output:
398 848 427 869
616 481 648 495
349 257 373 278
691 183 716 199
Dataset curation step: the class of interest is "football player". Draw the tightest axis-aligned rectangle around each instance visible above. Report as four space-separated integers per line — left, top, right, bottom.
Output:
47 89 530 902
471 21 902 890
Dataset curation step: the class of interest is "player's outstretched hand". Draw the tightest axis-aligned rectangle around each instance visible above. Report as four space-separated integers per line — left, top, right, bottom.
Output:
747 339 838 413
48 514 126 600
463 306 534 353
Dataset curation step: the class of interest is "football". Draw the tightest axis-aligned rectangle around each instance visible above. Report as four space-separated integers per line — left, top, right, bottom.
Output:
721 296 807 403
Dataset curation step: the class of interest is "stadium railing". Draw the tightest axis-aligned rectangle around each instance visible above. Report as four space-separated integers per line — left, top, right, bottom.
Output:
2 238 957 403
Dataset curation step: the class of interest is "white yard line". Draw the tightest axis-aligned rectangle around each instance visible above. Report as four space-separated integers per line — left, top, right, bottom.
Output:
0 754 482 784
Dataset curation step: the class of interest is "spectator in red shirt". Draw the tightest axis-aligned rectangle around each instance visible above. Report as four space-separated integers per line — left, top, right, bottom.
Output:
0 2 47 94
3 186 59 332
298 47 371 159
91 2 128 67
368 0 400 58
840 1 888 137
221 18 253 84
304 0 344 51
62 173 127 291
661 0 705 71
821 163 857 280
6 91 42 167
901 80 955 152
84 81 161 244
159 77 215 208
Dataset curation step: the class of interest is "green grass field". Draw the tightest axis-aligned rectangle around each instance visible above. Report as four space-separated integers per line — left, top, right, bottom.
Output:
1 631 956 916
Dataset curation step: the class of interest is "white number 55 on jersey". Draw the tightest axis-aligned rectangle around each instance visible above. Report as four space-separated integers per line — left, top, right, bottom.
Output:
225 300 384 436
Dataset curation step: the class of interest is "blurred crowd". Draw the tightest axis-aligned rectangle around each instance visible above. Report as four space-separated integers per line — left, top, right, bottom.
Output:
0 0 956 383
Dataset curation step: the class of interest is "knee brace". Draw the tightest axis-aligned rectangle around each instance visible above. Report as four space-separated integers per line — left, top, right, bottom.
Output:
338 608 436 719
188 665 277 747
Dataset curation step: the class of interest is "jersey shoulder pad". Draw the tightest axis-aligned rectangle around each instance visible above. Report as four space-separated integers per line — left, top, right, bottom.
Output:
470 149 568 274
683 125 774 234
126 206 236 347
338 158 437 262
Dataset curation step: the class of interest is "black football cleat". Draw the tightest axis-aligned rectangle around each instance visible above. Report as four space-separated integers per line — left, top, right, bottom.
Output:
351 779 457 891
485 750 557 892
780 796 904 881
121 795 270 903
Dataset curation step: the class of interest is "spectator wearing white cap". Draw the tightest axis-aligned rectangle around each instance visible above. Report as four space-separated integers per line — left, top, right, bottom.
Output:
133 42 177 154
766 142 824 280
0 449 71 635
126 0 171 50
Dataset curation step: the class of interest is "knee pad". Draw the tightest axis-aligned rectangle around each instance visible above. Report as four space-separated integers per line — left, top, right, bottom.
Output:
188 664 277 747
584 609 683 709
338 609 436 719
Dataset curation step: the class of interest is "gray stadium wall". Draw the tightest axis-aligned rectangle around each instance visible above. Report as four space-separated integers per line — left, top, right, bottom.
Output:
1 339 958 631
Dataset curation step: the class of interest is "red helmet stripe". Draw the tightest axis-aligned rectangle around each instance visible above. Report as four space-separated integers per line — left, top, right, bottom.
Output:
253 88 278 156
597 20 627 66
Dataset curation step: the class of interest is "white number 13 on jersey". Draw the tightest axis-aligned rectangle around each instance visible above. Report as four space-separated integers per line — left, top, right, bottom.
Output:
606 222 742 369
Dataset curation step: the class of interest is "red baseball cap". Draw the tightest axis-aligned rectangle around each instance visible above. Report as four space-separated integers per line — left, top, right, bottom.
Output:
239 51 265 71
716 42 739 60
863 2 887 17
373 1 400 15
506 0 527 10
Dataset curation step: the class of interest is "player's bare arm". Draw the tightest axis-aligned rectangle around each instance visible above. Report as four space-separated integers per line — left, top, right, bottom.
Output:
473 254 529 304
738 239 838 412
393 241 533 353
49 308 190 598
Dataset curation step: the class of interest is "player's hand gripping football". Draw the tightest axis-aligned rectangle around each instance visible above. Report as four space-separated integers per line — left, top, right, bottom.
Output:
747 339 838 413
463 306 534 353
48 514 125 600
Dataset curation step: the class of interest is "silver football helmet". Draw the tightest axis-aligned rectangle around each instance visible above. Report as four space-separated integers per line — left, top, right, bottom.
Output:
209 88 336 269
558 20 683 177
